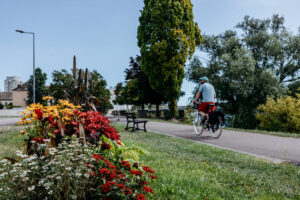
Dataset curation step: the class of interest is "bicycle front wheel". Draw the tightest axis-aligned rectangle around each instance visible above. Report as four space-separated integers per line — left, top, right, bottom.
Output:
193 113 204 136
209 116 223 138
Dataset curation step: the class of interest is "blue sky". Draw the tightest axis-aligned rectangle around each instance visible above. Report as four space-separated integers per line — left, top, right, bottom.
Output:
0 0 299 105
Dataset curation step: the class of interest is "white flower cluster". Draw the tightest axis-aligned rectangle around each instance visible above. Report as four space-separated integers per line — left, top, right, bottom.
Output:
0 138 93 200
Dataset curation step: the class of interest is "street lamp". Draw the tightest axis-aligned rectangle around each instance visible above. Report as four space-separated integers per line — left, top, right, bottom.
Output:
16 30 36 103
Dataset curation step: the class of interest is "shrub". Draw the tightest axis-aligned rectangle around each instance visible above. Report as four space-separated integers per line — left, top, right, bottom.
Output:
256 94 300 133
6 103 13 109
0 102 4 109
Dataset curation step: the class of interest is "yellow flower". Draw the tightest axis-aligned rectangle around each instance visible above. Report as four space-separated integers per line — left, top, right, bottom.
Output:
42 96 54 101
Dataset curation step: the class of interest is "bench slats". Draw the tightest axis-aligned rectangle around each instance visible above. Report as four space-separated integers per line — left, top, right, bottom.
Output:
125 113 148 132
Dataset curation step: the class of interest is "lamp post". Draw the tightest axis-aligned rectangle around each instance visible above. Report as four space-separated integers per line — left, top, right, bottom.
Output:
16 30 36 104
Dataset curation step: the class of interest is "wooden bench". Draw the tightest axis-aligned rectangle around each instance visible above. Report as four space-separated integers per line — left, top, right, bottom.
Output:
125 113 148 132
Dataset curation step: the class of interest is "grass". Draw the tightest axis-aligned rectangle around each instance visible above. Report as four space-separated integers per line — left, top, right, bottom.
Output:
0 126 24 158
0 116 20 118
1 124 300 199
115 124 300 200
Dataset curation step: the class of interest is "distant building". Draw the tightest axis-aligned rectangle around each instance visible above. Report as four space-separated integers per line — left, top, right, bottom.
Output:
12 81 29 107
108 86 132 111
4 76 22 92
0 92 13 105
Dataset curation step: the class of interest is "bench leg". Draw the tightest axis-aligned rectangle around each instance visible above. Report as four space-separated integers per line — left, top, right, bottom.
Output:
144 122 147 132
125 121 129 130
132 123 135 132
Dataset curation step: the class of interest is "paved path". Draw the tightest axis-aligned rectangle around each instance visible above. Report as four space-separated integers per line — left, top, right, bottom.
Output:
0 118 20 126
116 117 300 164
2 117 300 164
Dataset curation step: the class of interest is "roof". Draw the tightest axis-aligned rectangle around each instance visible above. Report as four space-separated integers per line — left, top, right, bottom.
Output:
13 81 29 91
0 92 13 100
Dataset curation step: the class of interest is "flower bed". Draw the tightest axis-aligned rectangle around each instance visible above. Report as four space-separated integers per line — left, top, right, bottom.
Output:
0 99 156 199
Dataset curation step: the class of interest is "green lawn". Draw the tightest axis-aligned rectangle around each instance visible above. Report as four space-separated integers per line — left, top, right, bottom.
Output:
0 126 24 158
1 124 300 199
115 124 300 200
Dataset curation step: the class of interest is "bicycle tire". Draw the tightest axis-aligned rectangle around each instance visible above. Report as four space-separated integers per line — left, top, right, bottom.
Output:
193 113 204 135
209 116 223 138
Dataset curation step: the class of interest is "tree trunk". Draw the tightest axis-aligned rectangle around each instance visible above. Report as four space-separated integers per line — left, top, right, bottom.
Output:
155 103 160 118
168 100 177 119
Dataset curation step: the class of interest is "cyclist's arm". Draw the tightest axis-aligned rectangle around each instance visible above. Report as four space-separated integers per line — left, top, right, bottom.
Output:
193 91 201 103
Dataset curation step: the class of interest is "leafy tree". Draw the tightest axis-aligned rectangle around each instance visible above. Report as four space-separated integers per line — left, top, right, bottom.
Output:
49 69 73 101
49 69 112 114
113 56 166 117
113 82 126 105
187 15 299 128
125 56 166 116
288 81 300 98
27 67 47 105
138 0 202 118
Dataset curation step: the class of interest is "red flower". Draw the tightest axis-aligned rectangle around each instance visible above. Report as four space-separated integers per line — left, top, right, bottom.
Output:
34 109 43 120
32 137 45 144
91 153 104 162
149 175 157 180
101 142 111 150
121 160 131 168
130 169 143 177
89 171 98 177
123 187 133 195
110 173 117 179
139 180 148 186
136 193 146 200
117 183 125 189
100 168 110 175
101 183 111 193
142 166 155 174
48 115 53 123
143 186 154 194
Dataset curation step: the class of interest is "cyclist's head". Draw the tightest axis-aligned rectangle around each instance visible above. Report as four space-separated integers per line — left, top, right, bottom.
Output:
200 76 209 84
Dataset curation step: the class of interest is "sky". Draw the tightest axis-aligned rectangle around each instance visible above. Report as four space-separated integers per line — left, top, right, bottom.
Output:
0 0 299 105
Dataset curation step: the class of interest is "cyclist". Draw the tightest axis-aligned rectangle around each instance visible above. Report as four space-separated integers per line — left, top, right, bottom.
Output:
193 76 216 124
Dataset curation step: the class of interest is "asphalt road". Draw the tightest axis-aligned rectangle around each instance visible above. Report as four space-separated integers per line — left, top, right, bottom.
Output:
0 118 20 126
116 117 300 164
2 117 300 164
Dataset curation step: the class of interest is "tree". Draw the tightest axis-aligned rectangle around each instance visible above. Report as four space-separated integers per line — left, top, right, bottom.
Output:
138 0 202 118
288 81 300 98
236 15 300 83
49 69 112 114
113 56 166 117
27 67 47 105
186 14 300 128
125 56 166 117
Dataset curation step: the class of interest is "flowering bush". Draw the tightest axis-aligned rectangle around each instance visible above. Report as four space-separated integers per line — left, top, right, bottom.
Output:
0 99 156 199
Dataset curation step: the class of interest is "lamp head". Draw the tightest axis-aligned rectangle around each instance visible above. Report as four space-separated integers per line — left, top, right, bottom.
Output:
16 30 24 33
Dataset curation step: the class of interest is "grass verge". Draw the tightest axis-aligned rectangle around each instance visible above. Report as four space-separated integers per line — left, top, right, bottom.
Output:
115 124 300 200
0 126 24 158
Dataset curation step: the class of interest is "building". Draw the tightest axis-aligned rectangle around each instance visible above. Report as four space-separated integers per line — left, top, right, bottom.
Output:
0 92 13 106
4 76 23 92
12 81 29 107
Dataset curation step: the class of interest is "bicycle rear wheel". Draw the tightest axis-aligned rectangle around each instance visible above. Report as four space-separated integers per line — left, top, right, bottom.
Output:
209 116 223 138
193 113 204 135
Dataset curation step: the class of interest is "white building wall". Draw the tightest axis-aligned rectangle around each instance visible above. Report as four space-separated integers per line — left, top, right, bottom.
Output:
4 76 22 92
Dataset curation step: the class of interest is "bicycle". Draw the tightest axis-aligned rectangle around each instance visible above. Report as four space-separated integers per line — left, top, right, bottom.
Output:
193 102 223 138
